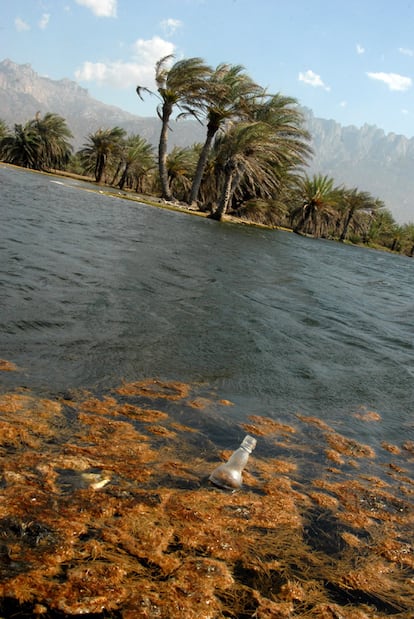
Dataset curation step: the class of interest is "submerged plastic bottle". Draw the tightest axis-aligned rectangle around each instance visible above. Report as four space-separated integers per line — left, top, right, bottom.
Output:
209 435 257 490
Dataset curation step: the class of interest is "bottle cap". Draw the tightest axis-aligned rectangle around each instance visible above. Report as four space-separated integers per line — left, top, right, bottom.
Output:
241 435 257 453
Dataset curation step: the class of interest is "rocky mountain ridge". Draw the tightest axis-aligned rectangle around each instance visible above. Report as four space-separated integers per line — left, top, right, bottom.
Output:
1 58 413 223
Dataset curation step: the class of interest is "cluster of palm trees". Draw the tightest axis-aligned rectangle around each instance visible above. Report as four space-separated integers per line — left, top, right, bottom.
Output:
1 54 413 256
136 56 311 221
0 112 72 171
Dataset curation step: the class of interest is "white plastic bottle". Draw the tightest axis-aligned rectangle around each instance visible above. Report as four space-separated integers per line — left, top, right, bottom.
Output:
209 435 257 490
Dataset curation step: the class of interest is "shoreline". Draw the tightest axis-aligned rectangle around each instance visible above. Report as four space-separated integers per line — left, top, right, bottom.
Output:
1 162 407 254
0 161 292 232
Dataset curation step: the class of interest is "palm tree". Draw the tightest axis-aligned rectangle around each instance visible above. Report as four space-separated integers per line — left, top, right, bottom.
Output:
116 134 155 190
29 112 73 170
291 174 341 237
401 223 414 256
244 93 311 206
235 197 290 227
208 91 311 221
0 120 9 160
339 188 384 241
210 121 290 221
252 94 311 153
1 122 41 169
1 113 72 171
137 55 211 201
188 63 263 206
166 145 199 201
366 208 397 248
78 127 126 183
0 119 8 144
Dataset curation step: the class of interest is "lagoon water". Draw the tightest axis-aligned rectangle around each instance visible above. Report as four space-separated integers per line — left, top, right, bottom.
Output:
1 164 413 452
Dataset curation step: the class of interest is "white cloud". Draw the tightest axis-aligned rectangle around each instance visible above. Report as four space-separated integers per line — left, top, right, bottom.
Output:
131 36 175 65
39 13 50 29
399 47 414 57
356 43 365 55
75 36 175 89
367 71 412 91
339 100 347 108
298 69 330 91
160 18 182 36
15 16 30 31
75 0 117 18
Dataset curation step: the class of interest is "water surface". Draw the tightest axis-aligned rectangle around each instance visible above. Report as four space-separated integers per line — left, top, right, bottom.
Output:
1 164 413 448
1 164 413 617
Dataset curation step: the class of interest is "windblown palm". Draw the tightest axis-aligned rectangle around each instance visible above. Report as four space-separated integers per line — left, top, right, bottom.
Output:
252 94 311 171
209 92 310 221
78 127 126 182
30 112 73 170
137 55 211 201
1 122 41 169
291 174 341 237
166 145 199 201
366 208 397 248
1 113 72 170
188 63 263 206
116 135 155 190
339 187 384 241
400 223 414 256
0 119 8 149
211 121 292 220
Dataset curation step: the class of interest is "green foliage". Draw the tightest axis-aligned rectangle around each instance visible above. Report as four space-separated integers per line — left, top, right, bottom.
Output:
1 122 41 168
113 134 156 191
166 145 198 200
0 113 72 170
338 187 384 242
0 119 9 142
188 63 264 205
137 55 212 200
289 175 390 246
1 53 412 257
77 126 126 183
290 174 341 237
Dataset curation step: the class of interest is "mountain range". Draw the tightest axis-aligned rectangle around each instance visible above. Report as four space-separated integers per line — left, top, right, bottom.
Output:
0 58 413 224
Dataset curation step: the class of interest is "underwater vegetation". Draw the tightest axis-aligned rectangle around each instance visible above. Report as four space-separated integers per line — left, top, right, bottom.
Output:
0 364 413 618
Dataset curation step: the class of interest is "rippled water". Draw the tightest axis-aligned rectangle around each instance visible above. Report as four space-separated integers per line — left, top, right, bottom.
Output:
1 164 413 448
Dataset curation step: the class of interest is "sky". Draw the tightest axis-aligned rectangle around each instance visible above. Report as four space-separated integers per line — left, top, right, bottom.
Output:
2 0 414 138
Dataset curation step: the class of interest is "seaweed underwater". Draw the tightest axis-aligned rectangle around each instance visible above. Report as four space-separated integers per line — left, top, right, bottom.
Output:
0 363 413 618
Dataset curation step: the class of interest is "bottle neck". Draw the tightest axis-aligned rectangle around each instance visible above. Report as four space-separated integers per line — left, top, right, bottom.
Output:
227 447 250 466
240 445 252 454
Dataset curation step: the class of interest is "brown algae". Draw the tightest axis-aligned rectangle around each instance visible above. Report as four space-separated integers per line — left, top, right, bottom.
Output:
0 378 413 617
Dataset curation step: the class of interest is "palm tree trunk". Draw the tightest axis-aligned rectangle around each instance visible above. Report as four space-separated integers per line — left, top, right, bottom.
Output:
188 122 217 206
210 167 234 221
111 161 123 186
95 153 105 183
158 102 173 201
340 208 354 241
391 237 400 252
118 163 129 190
293 205 311 234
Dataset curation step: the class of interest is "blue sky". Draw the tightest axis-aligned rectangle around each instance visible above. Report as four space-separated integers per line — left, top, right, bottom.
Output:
2 0 414 138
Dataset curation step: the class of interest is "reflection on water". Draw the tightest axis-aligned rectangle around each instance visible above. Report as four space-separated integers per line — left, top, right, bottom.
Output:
0 165 413 616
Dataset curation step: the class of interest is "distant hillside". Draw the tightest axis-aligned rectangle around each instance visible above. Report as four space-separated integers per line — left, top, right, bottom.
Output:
303 110 414 224
1 58 413 223
0 59 203 151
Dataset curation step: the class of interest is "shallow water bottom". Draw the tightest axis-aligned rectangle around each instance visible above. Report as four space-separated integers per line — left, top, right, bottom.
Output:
0 364 413 618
